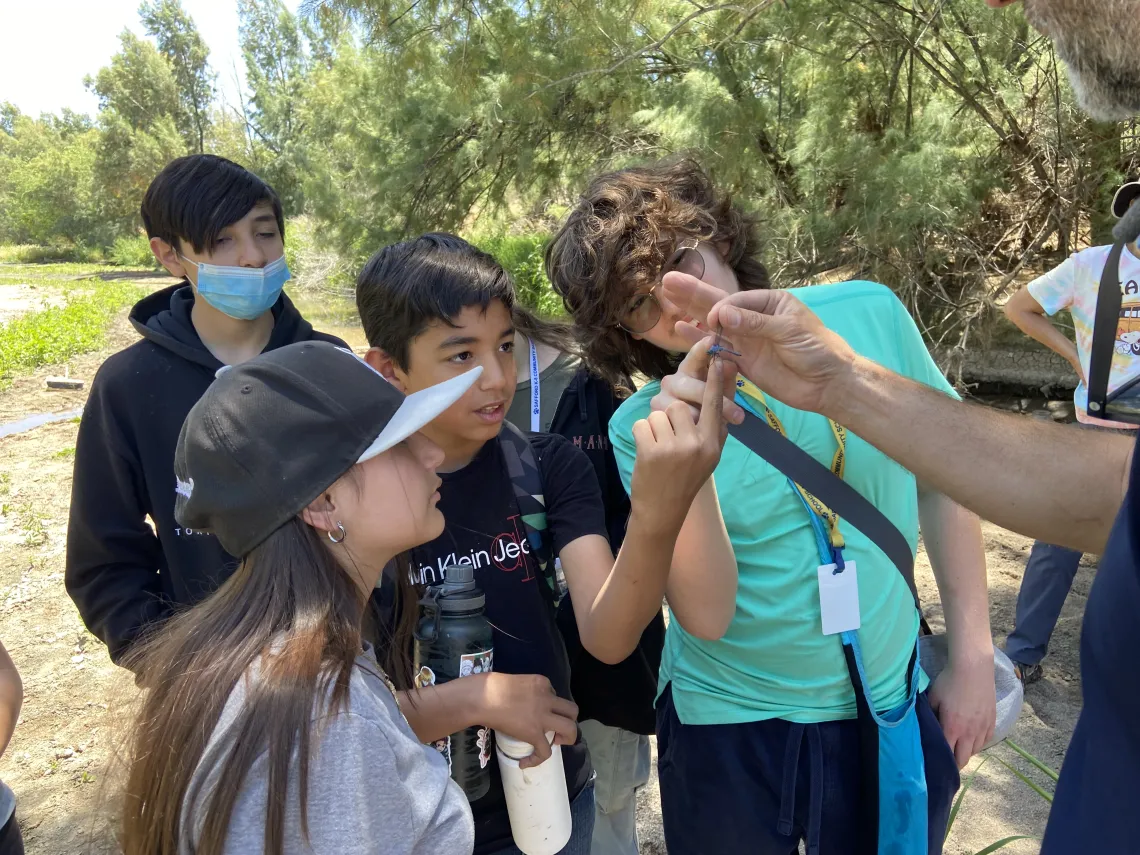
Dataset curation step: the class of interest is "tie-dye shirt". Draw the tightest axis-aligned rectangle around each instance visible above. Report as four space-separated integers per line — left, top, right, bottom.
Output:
1027 244 1140 427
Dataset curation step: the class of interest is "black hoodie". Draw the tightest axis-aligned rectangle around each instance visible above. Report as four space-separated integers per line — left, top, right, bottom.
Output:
64 284 347 666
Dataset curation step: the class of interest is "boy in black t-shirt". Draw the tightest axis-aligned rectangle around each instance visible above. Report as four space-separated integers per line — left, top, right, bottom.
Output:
356 233 730 855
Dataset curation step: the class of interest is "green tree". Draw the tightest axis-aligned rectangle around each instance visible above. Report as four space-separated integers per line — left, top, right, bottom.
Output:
87 30 187 239
0 107 101 246
0 102 19 136
140 0 216 151
301 0 1124 351
239 0 311 212
86 30 182 133
92 113 185 239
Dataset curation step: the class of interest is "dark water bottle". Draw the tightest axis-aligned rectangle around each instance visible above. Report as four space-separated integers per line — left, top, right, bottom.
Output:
413 564 495 802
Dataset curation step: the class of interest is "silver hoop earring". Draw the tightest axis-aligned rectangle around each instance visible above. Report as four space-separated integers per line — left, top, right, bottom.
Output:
328 523 347 544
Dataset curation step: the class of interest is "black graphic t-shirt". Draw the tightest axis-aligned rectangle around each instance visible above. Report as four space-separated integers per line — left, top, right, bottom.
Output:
411 431 607 854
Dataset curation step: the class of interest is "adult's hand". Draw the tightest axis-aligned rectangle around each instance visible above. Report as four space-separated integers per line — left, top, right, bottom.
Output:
929 655 997 769
663 272 859 419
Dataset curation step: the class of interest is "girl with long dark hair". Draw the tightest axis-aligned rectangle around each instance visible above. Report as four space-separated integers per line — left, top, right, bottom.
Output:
117 341 483 855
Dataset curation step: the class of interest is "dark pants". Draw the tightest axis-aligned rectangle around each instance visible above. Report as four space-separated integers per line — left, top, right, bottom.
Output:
1005 541 1083 667
656 685 960 855
0 813 23 855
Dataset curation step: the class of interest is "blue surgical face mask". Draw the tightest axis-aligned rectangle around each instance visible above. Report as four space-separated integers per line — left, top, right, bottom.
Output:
180 253 291 321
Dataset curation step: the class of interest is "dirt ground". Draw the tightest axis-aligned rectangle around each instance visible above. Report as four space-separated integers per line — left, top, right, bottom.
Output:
0 285 67 326
0 299 1078 854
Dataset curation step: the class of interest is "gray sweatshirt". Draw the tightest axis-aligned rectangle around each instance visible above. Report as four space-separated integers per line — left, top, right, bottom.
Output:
180 648 474 854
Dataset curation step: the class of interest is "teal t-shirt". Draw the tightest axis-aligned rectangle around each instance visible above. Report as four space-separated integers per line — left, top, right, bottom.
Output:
609 281 958 726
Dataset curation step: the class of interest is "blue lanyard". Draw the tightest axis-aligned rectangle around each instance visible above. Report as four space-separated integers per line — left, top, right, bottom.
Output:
528 338 541 432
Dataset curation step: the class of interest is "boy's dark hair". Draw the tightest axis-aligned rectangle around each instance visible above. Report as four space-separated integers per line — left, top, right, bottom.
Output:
356 233 517 370
545 157 769 387
141 154 285 255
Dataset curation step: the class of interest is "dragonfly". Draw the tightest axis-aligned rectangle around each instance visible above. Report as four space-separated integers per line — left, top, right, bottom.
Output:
707 324 741 358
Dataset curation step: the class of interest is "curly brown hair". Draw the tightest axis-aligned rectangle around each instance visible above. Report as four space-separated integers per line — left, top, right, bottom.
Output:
545 157 769 387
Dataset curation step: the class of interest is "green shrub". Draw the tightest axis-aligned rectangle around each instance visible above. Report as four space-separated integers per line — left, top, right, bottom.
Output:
109 233 158 268
467 232 563 318
0 280 144 385
0 244 103 264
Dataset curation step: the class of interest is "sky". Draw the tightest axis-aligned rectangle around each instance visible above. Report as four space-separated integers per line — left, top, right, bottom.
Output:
0 0 302 119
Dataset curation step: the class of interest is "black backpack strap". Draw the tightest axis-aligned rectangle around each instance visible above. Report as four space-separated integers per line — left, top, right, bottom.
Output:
1088 241 1126 419
498 423 558 607
727 414 930 632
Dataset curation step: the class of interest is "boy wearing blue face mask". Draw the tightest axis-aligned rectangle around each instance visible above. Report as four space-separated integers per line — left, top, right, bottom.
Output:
64 154 347 669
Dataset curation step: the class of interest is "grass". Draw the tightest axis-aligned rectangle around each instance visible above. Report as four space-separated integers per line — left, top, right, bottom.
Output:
18 506 46 548
0 275 145 386
945 740 1058 854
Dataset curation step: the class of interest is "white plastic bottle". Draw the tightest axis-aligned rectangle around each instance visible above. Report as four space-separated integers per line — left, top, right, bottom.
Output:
494 731 573 855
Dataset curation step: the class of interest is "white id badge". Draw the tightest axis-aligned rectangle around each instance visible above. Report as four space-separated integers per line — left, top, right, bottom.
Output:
818 560 860 635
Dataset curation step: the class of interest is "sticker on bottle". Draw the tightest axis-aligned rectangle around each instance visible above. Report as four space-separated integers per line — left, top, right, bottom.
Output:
554 558 568 601
431 735 453 771
415 667 453 769
459 649 493 677
414 665 437 688
476 726 492 769
817 560 861 636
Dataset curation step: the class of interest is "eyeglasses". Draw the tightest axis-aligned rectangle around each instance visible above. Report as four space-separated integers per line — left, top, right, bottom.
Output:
618 238 705 334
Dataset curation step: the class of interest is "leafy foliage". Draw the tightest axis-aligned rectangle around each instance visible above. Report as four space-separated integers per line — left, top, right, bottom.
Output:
469 232 562 317
238 0 311 213
1 0 1138 350
140 0 217 151
109 233 160 268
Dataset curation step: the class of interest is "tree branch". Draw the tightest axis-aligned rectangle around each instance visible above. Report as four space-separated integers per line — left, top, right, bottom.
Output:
528 1 778 97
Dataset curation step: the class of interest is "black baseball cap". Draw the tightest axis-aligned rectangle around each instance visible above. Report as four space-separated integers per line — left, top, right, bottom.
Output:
1113 179 1140 218
174 341 481 557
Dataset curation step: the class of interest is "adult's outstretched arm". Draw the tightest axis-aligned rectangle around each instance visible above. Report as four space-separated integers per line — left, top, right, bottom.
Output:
662 275 1133 555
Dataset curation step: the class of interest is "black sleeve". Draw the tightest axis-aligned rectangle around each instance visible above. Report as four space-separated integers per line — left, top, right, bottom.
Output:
532 434 609 555
64 371 169 666
599 389 632 552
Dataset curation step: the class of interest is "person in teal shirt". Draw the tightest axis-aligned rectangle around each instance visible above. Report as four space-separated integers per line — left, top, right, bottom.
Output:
545 158 996 855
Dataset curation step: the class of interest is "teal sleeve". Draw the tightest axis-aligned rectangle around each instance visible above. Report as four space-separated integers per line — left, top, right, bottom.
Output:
608 388 657 497
889 292 960 400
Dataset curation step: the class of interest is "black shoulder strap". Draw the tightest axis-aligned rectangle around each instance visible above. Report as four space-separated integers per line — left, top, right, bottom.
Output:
1088 241 1126 419
727 415 925 620
497 423 558 606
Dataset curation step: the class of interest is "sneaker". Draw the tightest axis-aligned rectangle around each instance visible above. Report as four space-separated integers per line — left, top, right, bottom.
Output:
1013 661 1043 685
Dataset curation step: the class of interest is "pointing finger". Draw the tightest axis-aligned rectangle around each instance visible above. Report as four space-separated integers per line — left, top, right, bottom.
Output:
698 356 727 443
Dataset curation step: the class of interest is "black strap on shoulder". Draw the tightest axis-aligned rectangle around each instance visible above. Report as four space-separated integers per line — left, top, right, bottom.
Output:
727 414 929 630
1088 241 1126 419
498 422 557 606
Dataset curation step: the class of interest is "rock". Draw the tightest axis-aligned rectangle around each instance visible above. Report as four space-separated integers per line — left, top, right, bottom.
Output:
45 377 84 391
1051 406 1075 422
